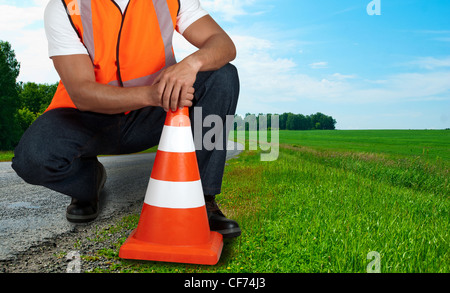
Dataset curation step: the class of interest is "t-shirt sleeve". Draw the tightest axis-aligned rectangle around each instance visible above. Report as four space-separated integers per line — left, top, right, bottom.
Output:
176 0 209 35
44 0 88 58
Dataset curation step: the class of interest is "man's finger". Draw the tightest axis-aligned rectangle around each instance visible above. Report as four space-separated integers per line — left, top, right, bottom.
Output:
180 99 193 108
162 82 174 112
171 83 182 112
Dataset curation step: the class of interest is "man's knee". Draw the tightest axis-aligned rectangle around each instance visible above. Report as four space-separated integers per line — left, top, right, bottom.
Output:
193 63 240 117
210 63 240 106
11 114 69 185
12 137 47 185
217 63 239 89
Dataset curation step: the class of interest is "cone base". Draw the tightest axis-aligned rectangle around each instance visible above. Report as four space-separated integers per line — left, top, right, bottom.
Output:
119 229 223 265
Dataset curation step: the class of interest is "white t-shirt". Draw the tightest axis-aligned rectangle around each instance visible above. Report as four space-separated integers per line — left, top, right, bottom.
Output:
44 0 208 58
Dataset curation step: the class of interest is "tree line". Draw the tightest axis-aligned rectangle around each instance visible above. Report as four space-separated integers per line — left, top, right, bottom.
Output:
1 40 336 150
234 112 336 131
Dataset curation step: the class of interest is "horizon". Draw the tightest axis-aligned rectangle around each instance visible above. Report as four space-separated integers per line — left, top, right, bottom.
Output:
1 0 449 130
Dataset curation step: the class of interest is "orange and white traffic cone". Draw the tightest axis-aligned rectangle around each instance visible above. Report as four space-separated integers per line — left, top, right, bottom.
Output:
119 107 223 265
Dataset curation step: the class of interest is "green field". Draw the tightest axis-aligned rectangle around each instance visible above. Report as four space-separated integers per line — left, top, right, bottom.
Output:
279 129 450 162
75 129 449 273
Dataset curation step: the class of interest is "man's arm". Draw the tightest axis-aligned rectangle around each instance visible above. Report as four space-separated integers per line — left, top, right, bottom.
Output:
51 54 194 114
51 15 232 114
181 15 236 72
154 15 236 112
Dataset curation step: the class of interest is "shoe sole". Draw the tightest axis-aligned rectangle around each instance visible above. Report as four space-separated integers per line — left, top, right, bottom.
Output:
213 227 242 238
66 210 99 223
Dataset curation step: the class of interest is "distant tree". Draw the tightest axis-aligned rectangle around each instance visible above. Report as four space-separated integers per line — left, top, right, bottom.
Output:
286 113 297 130
16 107 38 133
243 111 336 130
18 82 57 113
297 114 310 130
244 113 257 131
266 113 272 129
15 82 57 132
0 41 21 150
279 112 288 130
310 112 336 130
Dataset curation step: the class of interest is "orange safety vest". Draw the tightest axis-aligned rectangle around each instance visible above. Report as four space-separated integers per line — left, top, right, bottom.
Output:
46 0 180 112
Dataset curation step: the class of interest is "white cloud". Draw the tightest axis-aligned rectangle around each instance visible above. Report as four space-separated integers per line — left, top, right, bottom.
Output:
409 56 450 70
0 0 58 83
416 30 450 43
14 28 58 83
218 33 450 114
330 73 357 80
355 71 450 103
201 0 256 22
0 5 43 31
309 61 328 69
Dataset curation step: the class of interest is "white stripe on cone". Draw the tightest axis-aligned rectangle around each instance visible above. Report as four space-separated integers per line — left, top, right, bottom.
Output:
158 126 195 153
144 178 205 209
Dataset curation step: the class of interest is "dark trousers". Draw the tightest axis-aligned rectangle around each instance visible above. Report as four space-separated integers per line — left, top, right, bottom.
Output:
12 64 239 201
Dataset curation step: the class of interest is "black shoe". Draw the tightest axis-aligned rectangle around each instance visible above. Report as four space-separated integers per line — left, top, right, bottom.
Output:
66 162 107 223
66 198 99 223
205 196 241 238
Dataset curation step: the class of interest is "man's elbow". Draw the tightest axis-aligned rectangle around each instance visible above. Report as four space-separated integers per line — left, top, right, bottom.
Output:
226 35 237 62
229 42 237 62
73 101 90 112
67 82 94 112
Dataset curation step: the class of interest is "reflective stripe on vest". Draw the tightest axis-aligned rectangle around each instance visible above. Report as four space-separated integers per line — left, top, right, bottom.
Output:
79 0 95 62
45 0 179 112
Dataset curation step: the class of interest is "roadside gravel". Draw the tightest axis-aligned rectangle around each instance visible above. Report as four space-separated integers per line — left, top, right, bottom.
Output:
0 202 141 273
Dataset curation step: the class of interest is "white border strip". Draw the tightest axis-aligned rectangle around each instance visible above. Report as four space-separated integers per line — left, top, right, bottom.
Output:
144 178 205 209
158 126 196 153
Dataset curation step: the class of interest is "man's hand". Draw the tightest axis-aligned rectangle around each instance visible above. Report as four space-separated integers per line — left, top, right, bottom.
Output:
152 59 198 112
152 15 236 112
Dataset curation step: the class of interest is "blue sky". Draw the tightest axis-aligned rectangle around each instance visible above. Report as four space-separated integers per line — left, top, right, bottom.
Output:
1 0 449 129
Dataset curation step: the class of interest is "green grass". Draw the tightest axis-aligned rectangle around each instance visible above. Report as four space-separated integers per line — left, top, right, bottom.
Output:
0 151 14 162
279 129 450 162
0 146 159 162
81 130 449 273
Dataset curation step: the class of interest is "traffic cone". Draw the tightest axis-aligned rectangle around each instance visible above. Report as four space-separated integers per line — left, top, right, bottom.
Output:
119 107 223 265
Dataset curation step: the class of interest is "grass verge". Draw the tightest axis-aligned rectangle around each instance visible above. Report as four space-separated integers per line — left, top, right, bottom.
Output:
80 144 449 273
0 151 14 162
